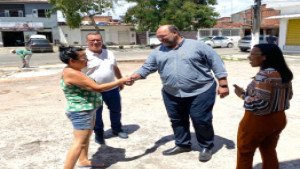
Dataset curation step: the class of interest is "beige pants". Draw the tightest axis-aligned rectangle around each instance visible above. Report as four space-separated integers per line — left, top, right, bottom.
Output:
23 54 32 68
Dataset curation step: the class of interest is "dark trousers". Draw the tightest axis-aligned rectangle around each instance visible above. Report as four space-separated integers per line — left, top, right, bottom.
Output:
162 83 216 149
236 111 286 169
94 87 122 135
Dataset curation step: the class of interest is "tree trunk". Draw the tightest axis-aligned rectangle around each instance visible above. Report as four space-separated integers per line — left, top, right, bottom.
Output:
88 15 100 34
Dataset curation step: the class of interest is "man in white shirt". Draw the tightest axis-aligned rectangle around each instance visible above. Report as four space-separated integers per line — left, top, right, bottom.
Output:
82 32 128 144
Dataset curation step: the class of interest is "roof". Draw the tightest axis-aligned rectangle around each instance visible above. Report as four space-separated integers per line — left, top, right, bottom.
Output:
267 13 300 19
0 0 49 3
213 22 251 28
267 2 300 9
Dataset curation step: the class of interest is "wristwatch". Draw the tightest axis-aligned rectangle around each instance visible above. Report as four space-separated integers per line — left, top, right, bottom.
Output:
219 84 228 88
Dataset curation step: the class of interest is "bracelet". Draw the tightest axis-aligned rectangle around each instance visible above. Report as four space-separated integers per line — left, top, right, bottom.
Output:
239 94 245 99
219 84 228 88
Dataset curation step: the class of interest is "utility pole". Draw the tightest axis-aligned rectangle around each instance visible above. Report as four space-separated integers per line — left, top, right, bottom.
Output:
251 0 261 49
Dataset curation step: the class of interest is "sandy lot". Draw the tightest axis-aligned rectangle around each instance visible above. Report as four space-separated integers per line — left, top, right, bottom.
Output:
0 60 299 169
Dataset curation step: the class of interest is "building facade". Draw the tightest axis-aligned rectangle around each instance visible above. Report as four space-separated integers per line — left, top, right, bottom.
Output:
198 4 280 43
231 4 280 37
0 0 59 47
58 25 136 46
267 2 300 53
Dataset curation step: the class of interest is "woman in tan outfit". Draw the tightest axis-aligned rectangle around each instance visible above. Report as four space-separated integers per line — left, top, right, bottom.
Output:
233 44 293 169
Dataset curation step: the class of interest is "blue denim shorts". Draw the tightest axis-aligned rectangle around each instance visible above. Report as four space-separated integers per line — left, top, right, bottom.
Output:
65 109 97 130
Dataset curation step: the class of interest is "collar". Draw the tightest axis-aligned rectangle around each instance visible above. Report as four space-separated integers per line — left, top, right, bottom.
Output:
86 48 104 58
86 48 102 55
161 38 185 50
175 38 185 49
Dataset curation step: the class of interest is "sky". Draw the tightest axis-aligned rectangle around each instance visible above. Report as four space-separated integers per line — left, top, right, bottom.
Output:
106 0 269 19
57 0 295 21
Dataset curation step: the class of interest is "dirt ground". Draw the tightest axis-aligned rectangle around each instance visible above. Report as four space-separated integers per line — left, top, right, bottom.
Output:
0 60 299 169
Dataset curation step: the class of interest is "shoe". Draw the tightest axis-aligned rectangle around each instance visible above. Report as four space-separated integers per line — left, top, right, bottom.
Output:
95 134 105 144
112 131 128 139
199 148 212 162
162 146 191 156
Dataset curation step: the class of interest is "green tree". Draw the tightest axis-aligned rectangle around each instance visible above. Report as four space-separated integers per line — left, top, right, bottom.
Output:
49 0 117 33
125 0 219 31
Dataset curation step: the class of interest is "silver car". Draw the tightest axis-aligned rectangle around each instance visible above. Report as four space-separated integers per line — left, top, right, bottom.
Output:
238 35 277 52
200 36 234 48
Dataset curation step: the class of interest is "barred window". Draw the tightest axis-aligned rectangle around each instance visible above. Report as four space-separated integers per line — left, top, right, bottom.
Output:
231 29 240 36
200 30 210 37
212 30 219 36
222 30 231 36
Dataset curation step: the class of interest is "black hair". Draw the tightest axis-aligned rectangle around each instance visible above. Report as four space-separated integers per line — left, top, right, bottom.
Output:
59 46 84 64
254 44 293 83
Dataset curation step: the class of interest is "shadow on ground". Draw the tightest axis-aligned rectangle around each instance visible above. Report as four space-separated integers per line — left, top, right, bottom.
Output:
254 159 300 169
102 124 140 139
91 124 235 168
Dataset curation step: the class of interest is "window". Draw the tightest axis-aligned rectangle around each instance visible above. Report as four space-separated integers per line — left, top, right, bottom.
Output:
3 10 22 17
38 9 46 17
10 10 19 17
231 29 240 36
212 30 219 36
222 30 231 36
38 9 50 18
32 9 50 18
200 30 210 37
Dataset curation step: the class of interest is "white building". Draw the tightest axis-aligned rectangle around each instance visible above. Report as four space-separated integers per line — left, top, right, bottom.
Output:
267 2 300 53
58 25 136 46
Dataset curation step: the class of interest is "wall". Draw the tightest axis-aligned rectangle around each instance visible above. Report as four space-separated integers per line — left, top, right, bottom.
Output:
136 32 147 45
58 25 136 46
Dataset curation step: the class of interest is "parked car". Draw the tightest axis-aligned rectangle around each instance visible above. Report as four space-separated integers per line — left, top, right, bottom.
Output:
25 39 53 53
238 35 277 52
200 36 234 48
29 34 46 40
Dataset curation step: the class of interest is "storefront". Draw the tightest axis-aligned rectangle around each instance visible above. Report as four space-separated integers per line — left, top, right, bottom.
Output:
0 21 53 47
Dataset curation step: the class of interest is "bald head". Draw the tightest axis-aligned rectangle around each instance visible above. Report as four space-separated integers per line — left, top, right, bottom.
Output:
156 25 181 48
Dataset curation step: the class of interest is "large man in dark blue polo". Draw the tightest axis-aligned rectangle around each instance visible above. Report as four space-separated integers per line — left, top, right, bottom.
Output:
130 25 229 162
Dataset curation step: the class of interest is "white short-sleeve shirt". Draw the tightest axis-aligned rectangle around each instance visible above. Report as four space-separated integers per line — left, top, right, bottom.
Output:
82 49 117 85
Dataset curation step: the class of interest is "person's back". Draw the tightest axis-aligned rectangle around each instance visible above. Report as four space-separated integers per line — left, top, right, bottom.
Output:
11 49 32 68
15 49 32 57
266 35 277 44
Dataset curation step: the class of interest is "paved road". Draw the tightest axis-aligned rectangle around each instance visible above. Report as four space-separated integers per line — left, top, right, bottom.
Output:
0 46 245 67
0 46 299 68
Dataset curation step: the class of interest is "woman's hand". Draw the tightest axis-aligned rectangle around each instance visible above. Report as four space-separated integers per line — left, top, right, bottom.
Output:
233 84 245 99
119 77 134 86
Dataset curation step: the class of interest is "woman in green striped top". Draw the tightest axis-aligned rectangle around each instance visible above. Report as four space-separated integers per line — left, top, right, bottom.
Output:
59 46 131 169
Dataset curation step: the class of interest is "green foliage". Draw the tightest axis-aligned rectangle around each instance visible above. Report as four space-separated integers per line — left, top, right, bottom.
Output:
49 0 117 29
125 0 219 32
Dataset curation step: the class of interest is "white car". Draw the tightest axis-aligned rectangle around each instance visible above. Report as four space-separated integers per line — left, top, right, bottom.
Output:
238 35 277 52
200 36 234 48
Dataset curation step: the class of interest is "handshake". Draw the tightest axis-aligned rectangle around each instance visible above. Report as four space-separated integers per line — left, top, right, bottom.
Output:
121 73 142 86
